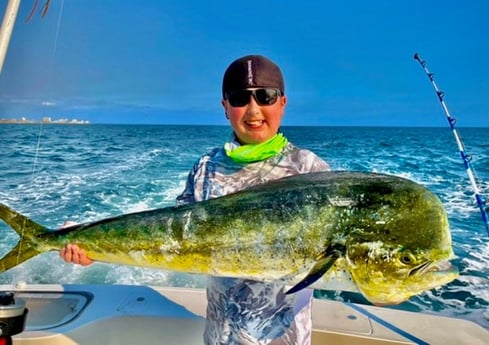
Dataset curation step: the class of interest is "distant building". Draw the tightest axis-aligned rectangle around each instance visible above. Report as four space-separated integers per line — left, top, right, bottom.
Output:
0 117 89 124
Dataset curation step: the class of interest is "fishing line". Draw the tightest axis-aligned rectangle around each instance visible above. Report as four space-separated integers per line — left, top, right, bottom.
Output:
30 122 44 184
414 53 489 236
347 303 430 345
15 0 65 266
15 120 43 267
46 0 63 92
27 0 64 188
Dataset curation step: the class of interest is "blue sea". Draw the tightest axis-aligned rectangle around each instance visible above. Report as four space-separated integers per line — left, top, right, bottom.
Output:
1 124 488 328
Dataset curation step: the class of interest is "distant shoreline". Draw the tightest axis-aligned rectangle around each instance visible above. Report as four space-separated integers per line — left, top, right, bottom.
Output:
0 118 90 125
0 121 487 129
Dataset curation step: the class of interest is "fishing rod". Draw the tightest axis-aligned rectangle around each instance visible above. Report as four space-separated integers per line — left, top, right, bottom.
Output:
414 53 489 236
0 0 21 74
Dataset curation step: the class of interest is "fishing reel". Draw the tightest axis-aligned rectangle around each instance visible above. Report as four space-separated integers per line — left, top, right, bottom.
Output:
0 292 28 345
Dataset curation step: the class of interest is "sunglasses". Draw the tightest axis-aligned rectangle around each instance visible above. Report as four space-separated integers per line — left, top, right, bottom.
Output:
225 88 283 107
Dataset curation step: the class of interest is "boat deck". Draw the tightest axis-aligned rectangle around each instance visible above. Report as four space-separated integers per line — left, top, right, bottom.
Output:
1 284 487 345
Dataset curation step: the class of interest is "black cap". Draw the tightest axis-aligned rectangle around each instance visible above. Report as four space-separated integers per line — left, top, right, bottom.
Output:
222 55 285 97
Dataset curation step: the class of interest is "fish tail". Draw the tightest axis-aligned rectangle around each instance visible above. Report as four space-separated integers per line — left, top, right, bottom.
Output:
0 203 46 273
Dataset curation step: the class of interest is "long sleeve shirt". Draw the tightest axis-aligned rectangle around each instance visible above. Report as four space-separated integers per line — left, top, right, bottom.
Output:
177 140 329 345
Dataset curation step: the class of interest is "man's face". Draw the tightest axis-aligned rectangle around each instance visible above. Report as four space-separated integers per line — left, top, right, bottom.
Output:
222 88 287 144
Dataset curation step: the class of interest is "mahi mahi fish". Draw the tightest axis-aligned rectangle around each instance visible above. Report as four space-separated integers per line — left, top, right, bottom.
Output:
0 171 457 305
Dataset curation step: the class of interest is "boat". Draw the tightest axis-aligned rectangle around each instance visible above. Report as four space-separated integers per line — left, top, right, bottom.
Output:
0 283 487 345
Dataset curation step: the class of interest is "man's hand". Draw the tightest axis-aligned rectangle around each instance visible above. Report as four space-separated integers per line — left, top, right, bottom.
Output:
59 243 94 266
58 221 94 266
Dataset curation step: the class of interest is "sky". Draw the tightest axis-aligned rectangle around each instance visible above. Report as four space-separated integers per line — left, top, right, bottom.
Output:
0 1 488 126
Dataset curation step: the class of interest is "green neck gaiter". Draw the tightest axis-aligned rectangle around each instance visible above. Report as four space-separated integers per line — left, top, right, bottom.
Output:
224 133 288 164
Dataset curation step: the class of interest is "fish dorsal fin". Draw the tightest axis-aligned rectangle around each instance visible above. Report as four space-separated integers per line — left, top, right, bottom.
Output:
286 243 345 294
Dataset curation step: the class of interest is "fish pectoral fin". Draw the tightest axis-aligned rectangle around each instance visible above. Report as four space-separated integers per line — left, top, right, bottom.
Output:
286 244 345 294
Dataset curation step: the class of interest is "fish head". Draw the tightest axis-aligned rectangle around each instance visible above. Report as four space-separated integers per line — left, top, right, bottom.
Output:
342 175 458 305
345 241 457 305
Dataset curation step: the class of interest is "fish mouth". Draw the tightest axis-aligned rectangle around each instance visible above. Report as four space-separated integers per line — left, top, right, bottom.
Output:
361 260 459 306
409 260 457 277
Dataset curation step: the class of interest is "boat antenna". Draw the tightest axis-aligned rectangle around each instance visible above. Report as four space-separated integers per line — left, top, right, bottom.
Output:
414 53 489 236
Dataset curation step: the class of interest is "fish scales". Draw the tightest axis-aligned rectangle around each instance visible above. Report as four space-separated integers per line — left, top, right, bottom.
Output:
0 171 458 305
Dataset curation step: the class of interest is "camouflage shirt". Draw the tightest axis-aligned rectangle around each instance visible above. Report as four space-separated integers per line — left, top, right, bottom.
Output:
177 140 329 345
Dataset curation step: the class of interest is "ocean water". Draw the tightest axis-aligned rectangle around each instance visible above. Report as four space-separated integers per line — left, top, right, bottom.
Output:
0 124 488 328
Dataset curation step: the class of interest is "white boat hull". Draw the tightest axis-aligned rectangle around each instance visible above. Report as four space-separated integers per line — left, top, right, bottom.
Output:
1 284 488 345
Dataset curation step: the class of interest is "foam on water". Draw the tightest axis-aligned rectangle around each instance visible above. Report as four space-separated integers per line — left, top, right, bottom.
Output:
0 124 488 327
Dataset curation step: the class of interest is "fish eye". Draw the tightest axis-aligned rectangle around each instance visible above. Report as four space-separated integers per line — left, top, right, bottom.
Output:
400 255 413 265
